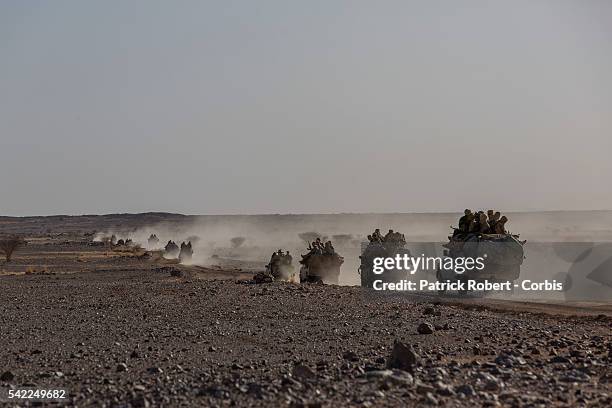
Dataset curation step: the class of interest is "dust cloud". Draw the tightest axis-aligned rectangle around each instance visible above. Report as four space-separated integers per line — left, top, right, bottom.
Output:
94 211 612 297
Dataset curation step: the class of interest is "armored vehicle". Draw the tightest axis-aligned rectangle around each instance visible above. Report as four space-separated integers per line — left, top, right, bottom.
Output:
164 240 180 258
299 252 343 284
266 251 295 281
437 232 525 295
359 236 411 288
178 241 193 262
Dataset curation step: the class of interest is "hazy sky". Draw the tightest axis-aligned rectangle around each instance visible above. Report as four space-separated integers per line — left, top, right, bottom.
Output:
1 1 611 216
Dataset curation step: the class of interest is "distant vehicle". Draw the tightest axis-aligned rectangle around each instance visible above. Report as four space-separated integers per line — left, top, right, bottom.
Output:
178 242 193 262
299 252 343 284
359 234 410 288
266 251 295 281
164 240 180 258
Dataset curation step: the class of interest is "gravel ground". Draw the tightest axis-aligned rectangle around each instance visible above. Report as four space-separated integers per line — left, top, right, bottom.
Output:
1 265 610 407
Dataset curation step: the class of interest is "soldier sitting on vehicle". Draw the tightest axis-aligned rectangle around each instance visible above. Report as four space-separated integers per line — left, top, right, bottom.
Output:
458 209 474 233
372 229 383 242
495 216 508 234
489 211 501 232
323 241 335 255
478 212 490 233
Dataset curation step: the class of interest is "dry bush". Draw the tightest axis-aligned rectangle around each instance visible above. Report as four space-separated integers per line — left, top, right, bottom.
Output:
0 236 26 262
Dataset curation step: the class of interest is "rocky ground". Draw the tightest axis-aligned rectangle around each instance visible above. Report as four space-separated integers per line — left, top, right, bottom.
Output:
0 220 611 407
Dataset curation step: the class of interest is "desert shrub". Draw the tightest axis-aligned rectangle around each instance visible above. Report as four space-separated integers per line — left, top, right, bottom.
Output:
0 236 26 262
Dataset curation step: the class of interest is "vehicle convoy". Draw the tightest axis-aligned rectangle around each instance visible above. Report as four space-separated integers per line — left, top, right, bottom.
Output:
437 229 525 295
266 250 295 281
299 239 343 284
359 229 411 288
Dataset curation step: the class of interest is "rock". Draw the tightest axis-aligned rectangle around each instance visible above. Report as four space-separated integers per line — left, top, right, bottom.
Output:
116 363 128 372
455 384 475 396
364 370 413 385
484 378 502 391
495 352 526 367
387 340 419 372
417 322 435 335
132 395 150 408
0 371 15 381
342 351 359 362
559 370 591 383
434 381 455 396
416 382 435 395
253 272 273 284
292 364 316 380
550 356 571 364
147 367 163 374
423 306 436 315
424 392 439 405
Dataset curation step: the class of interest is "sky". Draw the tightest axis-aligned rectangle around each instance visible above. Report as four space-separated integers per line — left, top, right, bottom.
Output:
1 0 611 216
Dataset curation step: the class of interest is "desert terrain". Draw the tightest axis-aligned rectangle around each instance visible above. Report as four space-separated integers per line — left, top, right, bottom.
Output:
0 213 610 407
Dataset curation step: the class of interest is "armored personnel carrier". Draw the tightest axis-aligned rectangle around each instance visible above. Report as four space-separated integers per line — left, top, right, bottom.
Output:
265 251 295 281
299 251 343 284
437 231 525 295
359 233 411 288
178 241 193 263
164 240 180 258
148 234 160 247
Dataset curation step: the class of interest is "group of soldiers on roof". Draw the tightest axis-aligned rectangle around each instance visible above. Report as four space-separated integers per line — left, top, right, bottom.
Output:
367 228 406 245
306 238 337 256
456 209 509 235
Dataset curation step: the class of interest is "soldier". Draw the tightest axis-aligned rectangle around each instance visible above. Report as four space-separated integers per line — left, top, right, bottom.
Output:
458 209 473 233
372 229 383 242
469 214 480 233
489 211 501 232
285 251 292 265
479 212 490 233
384 229 395 242
487 210 494 224
324 241 335 255
495 216 508 234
